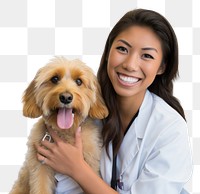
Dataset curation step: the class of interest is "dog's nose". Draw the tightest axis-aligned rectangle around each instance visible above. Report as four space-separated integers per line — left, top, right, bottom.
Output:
59 93 73 104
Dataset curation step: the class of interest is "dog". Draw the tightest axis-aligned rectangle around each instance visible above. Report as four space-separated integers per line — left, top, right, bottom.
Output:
9 57 108 194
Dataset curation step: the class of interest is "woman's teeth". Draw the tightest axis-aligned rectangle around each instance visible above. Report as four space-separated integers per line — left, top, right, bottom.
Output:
119 74 139 84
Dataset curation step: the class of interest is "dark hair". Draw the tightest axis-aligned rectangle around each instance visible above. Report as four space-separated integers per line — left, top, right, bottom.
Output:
97 8 186 157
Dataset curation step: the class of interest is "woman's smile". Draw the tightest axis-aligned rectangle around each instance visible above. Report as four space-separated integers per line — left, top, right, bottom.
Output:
117 72 141 86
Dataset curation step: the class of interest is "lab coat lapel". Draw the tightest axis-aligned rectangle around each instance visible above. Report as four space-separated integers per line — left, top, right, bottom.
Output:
118 90 154 174
118 121 139 174
100 141 113 184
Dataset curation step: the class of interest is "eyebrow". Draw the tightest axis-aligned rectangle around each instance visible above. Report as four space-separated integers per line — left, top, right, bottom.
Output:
117 39 158 53
117 39 132 48
142 47 158 53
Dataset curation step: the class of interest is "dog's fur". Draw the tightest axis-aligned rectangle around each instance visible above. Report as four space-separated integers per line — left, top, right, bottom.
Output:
9 57 108 194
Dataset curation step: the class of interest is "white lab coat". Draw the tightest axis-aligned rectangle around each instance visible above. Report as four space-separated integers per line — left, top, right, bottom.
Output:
55 90 193 194
100 90 193 194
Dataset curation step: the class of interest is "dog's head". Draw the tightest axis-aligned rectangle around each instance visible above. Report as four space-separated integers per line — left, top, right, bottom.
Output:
23 57 108 131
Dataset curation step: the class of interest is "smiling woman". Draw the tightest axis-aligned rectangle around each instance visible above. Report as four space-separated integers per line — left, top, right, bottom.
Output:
107 25 164 101
97 9 192 193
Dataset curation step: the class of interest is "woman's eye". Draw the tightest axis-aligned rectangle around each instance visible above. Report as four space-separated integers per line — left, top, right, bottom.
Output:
143 54 154 59
75 78 82 86
116 46 128 53
50 76 60 84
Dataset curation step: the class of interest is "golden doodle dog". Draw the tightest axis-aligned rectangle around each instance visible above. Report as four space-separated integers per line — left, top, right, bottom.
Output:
9 57 108 194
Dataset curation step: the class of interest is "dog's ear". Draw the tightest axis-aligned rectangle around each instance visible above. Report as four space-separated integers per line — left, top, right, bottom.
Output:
89 84 109 119
22 79 42 118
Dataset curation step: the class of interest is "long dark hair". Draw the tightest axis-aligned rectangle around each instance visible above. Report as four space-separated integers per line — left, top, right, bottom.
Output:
97 9 186 157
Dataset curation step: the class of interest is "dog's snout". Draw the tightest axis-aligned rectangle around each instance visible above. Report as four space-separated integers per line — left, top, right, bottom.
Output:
59 93 73 104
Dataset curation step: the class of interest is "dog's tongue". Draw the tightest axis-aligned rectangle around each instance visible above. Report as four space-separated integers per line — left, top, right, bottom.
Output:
57 108 74 129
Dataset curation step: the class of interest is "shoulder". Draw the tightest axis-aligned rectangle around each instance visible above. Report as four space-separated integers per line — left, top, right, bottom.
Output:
148 92 188 144
136 91 188 140
151 92 186 128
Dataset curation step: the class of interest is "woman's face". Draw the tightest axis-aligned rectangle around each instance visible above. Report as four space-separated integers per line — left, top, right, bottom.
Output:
107 25 164 100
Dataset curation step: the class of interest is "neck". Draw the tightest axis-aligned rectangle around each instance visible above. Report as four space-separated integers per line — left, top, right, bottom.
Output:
117 91 145 132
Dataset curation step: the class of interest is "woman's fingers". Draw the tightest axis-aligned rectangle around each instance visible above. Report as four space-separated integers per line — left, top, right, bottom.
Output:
37 153 53 166
36 143 52 158
37 153 46 163
36 143 56 167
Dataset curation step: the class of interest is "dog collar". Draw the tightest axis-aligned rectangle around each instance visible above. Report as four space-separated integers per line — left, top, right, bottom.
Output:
42 131 52 142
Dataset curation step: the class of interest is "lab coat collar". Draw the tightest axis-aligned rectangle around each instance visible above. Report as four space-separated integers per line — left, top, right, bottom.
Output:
135 90 154 139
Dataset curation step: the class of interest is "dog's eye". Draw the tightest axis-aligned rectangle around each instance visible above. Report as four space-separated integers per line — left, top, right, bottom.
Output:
51 76 60 84
75 78 82 86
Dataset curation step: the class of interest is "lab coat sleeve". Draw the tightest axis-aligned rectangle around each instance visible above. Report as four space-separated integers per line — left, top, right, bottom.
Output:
55 174 84 194
120 120 193 194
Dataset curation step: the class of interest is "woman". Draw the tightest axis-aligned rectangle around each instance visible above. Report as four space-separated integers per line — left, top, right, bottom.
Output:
37 9 193 194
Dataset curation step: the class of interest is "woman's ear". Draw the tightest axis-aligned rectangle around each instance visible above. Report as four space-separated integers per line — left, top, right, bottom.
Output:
157 63 166 75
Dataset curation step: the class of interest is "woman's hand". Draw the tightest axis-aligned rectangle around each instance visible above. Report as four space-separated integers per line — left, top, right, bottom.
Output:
36 127 118 194
36 127 85 178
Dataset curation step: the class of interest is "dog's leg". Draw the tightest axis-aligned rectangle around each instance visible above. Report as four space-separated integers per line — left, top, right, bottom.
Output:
9 164 30 194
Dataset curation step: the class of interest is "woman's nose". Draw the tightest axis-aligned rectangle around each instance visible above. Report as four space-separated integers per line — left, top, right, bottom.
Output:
122 55 139 71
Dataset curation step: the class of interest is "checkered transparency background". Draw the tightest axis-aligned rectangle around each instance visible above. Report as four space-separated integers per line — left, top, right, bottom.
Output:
0 0 199 193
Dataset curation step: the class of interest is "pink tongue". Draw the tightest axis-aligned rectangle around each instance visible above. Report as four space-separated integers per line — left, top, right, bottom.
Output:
57 108 74 129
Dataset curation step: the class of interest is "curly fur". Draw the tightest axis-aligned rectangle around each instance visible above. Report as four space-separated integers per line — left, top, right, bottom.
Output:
9 57 108 194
